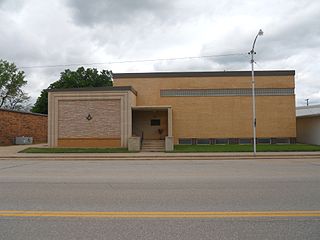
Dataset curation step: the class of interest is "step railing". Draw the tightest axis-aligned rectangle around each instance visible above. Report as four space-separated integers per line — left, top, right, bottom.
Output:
140 132 144 150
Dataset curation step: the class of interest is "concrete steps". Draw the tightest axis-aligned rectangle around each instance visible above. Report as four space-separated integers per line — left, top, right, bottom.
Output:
141 140 165 152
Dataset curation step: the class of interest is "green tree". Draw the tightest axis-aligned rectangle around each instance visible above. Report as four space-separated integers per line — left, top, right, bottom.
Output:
31 67 113 114
0 59 29 110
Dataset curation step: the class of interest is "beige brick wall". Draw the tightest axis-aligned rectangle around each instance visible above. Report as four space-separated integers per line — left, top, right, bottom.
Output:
115 75 294 106
114 75 296 143
58 99 121 138
48 90 135 147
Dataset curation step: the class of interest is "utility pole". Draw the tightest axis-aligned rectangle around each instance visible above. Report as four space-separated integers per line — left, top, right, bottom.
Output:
249 29 263 156
305 99 309 106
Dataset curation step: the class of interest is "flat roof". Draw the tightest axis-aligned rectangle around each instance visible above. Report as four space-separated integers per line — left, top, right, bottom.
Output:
48 86 137 95
113 70 295 79
296 104 320 118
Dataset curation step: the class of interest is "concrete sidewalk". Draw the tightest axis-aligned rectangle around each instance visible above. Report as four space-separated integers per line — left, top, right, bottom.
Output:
1 144 320 160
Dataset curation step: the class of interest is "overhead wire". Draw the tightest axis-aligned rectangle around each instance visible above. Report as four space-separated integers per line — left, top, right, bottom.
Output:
18 52 248 69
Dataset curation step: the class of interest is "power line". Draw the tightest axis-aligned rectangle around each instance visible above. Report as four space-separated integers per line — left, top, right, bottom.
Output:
18 53 247 69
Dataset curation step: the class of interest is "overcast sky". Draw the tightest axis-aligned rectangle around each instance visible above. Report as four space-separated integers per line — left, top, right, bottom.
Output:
1 0 319 106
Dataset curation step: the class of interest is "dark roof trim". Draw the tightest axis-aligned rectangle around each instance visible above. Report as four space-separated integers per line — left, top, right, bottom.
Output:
0 108 47 117
48 86 137 95
296 114 320 118
113 70 295 79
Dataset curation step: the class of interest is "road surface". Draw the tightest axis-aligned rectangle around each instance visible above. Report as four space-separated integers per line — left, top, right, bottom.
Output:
0 158 319 239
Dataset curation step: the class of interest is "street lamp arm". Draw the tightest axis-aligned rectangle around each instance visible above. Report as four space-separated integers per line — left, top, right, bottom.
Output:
250 29 264 53
251 34 259 53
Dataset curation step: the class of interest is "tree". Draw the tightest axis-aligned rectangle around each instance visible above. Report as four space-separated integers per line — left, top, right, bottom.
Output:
0 59 29 110
6 90 31 111
31 67 113 114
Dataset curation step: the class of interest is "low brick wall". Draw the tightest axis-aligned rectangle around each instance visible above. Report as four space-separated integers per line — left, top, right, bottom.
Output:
0 109 47 145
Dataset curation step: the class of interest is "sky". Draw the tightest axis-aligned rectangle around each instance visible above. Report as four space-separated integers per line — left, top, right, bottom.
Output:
0 0 319 106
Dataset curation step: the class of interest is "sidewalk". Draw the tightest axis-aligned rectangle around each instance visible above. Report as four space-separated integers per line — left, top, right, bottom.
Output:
1 144 320 160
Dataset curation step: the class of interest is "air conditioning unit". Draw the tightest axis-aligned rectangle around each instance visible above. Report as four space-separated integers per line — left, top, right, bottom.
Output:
15 136 33 145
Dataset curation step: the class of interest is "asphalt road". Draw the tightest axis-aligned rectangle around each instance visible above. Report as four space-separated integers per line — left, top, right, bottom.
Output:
0 158 319 239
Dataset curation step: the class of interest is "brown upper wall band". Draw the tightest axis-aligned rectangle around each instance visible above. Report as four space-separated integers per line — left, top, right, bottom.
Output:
113 70 295 79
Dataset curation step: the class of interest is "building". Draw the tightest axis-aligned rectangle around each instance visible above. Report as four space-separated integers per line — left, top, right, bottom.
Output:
0 108 47 145
48 70 296 151
296 104 320 145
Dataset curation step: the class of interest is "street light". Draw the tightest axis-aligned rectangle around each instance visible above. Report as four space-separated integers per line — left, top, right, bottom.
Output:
249 29 263 156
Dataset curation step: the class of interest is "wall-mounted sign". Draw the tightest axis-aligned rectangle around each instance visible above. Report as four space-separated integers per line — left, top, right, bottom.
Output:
86 114 92 121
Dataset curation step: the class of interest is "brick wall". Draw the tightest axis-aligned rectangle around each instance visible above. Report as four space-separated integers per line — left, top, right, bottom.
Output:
58 99 121 138
114 74 296 144
0 109 47 145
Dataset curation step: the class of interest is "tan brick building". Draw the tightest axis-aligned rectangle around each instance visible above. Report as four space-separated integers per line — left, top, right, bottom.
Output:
48 71 296 150
0 108 47 145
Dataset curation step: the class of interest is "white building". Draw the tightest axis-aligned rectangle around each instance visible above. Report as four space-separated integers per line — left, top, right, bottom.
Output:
296 105 320 145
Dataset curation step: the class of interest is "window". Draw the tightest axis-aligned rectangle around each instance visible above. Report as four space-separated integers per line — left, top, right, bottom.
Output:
290 138 296 144
257 138 271 144
215 138 229 144
150 119 160 126
196 139 210 145
229 138 239 144
272 138 290 144
239 138 251 144
160 88 294 97
179 138 192 145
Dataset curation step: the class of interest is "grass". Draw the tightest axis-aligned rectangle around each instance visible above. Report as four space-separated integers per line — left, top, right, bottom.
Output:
20 144 320 153
20 147 130 153
173 144 320 152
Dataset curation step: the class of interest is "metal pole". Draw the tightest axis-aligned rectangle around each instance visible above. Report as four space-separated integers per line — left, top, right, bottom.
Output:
305 99 309 106
250 51 257 155
249 29 263 156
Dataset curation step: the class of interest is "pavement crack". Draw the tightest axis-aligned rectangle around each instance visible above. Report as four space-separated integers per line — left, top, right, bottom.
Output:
310 162 320 166
0 162 39 171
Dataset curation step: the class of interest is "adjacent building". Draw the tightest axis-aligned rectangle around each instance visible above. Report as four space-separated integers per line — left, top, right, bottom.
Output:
48 70 296 150
296 104 320 145
0 108 47 145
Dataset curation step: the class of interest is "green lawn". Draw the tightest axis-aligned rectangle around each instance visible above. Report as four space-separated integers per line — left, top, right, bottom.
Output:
173 144 320 152
20 147 130 153
20 144 320 153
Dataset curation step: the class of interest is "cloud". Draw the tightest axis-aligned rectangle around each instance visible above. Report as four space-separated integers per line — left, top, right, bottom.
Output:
67 0 175 26
0 0 320 107
0 0 106 101
0 0 25 10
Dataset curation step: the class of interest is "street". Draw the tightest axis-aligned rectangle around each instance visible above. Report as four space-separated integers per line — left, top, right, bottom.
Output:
0 158 319 239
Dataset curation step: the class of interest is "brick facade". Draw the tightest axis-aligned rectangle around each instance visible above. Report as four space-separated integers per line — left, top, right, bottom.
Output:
48 88 135 147
48 71 296 148
58 100 121 138
0 109 47 145
114 71 296 144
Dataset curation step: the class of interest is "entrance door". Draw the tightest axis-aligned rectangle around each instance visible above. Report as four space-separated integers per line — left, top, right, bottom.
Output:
132 110 168 140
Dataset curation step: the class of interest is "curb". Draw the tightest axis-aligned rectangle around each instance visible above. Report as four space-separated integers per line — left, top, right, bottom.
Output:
1 154 320 161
